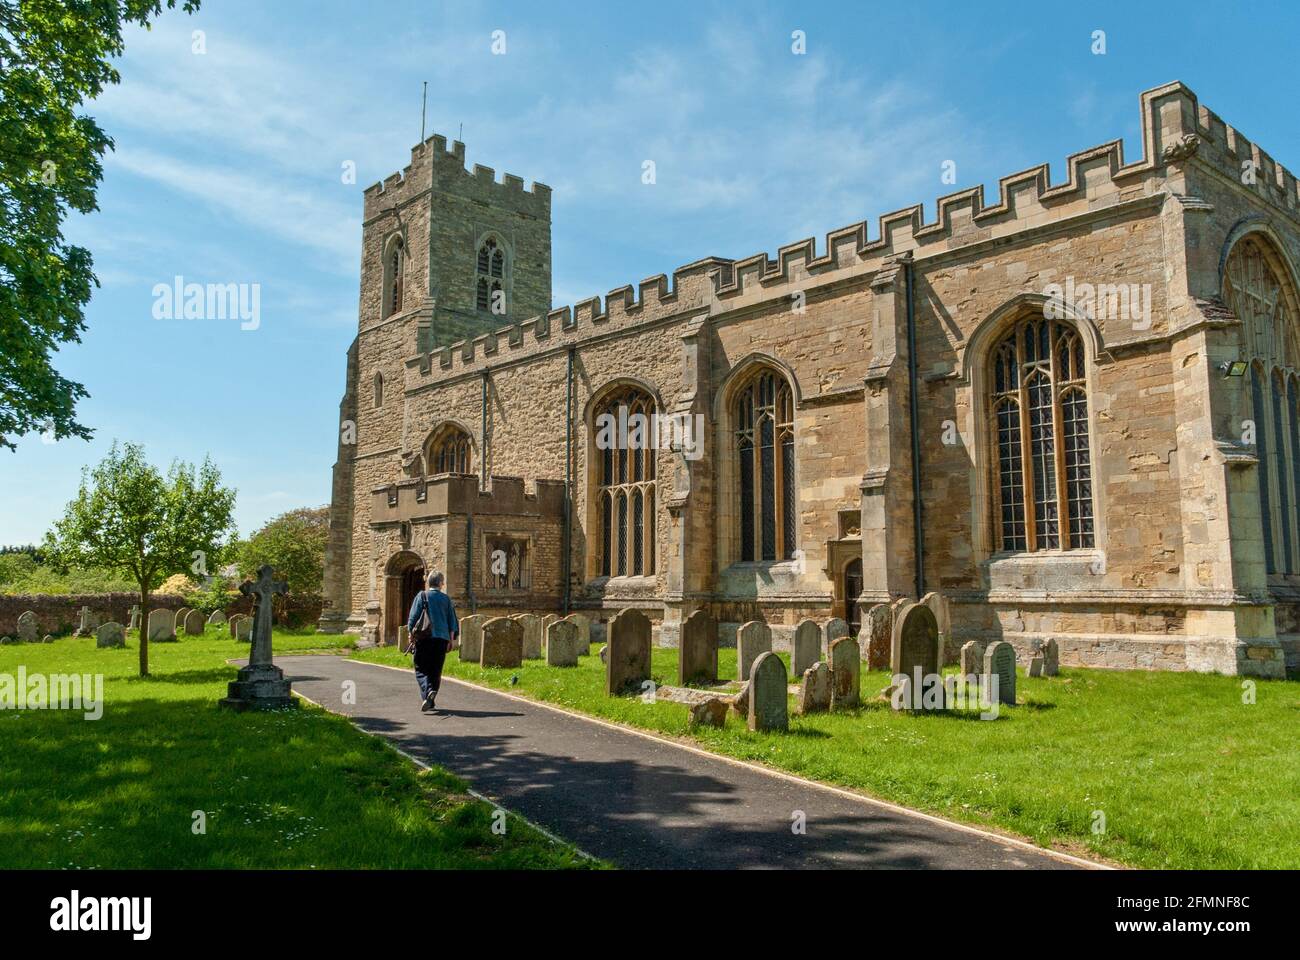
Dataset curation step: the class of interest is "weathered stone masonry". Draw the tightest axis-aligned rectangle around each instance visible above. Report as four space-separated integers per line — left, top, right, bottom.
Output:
321 83 1300 678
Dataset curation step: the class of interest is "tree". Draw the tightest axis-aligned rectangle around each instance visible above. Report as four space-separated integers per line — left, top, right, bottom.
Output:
238 507 328 615
43 441 235 676
0 0 200 450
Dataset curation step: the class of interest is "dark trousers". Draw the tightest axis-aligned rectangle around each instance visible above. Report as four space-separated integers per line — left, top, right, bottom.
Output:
413 636 449 702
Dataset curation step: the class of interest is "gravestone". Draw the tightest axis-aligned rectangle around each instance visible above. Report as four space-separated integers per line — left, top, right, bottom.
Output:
546 619 580 667
96 622 126 648
147 608 175 642
129 605 141 631
220 565 295 711
235 616 252 642
797 661 831 714
824 618 851 647
77 606 100 637
605 609 651 696
208 610 228 626
42 634 53 643
480 617 523 668
829 636 861 710
687 697 728 729
960 640 986 677
678 609 717 686
1026 655 1044 678
16 611 38 643
984 641 1017 705
1038 637 1060 676
175 608 191 630
183 609 206 635
397 625 410 653
863 603 892 669
791 619 821 677
228 615 244 639
458 614 486 662
736 621 772 681
747 652 788 732
565 613 591 655
890 602 942 711
920 591 950 663
516 614 543 659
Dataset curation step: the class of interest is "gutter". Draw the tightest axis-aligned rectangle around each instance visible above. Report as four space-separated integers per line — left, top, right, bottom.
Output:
905 256 925 599
563 347 575 615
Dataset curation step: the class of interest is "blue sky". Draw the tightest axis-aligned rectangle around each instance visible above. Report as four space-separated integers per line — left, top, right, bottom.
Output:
3 0 1298 545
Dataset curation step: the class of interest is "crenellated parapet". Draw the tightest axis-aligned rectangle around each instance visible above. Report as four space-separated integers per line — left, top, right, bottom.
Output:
363 132 551 222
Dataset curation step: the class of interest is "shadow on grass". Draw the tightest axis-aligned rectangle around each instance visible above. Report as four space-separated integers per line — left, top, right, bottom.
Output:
124 668 234 686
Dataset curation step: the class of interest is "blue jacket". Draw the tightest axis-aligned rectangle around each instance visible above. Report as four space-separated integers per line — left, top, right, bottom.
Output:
407 588 459 640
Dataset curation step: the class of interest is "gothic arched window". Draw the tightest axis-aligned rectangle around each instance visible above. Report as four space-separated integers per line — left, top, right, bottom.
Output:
425 424 473 475
594 386 656 577
475 236 506 315
1225 235 1300 575
989 317 1093 552
383 235 404 318
733 368 796 562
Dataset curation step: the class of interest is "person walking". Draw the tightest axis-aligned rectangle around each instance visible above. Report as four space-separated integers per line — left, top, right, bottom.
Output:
407 571 459 712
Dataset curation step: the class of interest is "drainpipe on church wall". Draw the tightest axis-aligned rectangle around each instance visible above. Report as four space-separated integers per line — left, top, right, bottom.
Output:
563 348 574 615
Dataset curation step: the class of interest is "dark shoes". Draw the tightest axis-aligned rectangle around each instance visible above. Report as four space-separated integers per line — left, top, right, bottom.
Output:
421 693 437 713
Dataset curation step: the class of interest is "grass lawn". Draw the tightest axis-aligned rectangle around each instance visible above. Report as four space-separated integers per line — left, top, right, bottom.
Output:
354 643 1300 869
0 628 596 869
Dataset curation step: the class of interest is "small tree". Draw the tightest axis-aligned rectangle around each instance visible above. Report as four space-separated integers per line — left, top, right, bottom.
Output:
238 506 327 619
44 441 236 676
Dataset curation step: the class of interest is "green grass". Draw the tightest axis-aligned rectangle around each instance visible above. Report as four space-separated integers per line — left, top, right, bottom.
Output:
354 643 1300 869
0 628 596 869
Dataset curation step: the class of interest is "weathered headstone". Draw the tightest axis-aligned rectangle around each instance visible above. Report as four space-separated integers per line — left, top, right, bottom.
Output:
208 610 228 626
829 636 861 710
175 608 191 630
516 614 543 659
183 609 205 636
228 614 244 639
397 625 410 653
984 640 1017 705
798 660 831 714
1039 637 1060 676
42 634 53 643
960 640 986 677
890 602 942 711
824 618 851 647
1026 655 1044 678
565 613 591 655
748 652 788 732
920 591 950 663
235 616 252 642
16 611 38 643
687 697 728 729
480 617 523 668
546 619 580 667
458 614 486 662
129 605 141 631
220 565 295 711
791 618 821 678
863 603 892 669
147 608 175 642
736 620 772 681
678 609 717 686
77 605 100 637
605 609 651 696
95 622 126 648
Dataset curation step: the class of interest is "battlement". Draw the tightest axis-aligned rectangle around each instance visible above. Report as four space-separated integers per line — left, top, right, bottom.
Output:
363 132 551 221
370 473 566 524
400 82 1296 387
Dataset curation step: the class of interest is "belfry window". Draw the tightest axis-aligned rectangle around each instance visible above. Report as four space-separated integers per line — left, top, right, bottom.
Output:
383 236 404 318
594 387 656 577
733 368 796 562
989 317 1093 552
1225 235 1300 576
476 237 506 315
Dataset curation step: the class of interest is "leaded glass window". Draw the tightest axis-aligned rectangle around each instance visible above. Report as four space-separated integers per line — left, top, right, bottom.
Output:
733 369 796 561
594 387 656 577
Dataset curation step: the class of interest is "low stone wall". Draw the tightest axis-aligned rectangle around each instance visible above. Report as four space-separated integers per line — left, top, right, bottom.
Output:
0 593 323 637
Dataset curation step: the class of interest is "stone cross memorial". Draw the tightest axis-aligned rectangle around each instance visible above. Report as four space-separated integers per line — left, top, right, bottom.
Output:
220 565 295 711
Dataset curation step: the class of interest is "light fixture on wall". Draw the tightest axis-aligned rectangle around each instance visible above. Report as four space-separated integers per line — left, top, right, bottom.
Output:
1218 360 1249 378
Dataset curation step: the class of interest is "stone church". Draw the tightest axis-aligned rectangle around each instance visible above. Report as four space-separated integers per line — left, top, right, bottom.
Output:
320 82 1299 679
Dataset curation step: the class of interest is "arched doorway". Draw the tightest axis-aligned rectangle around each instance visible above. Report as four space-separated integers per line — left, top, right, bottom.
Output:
843 557 863 636
383 551 425 646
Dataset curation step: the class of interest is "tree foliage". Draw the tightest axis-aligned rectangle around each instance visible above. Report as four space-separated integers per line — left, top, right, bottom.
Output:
43 440 235 674
238 506 328 600
0 0 200 450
